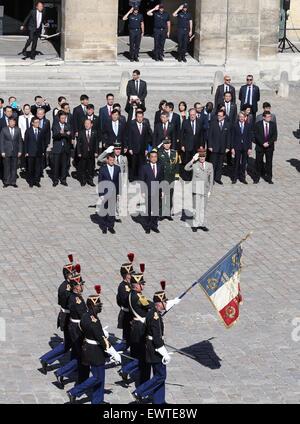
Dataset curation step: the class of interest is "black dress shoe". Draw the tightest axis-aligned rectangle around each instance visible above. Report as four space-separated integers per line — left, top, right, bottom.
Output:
199 226 209 232
87 181 96 187
12 184 18 188
40 360 48 375
135 58 139 62
240 180 248 185
215 180 223 185
67 392 76 404
253 180 259 184
166 217 174 221
155 58 159 61
3 184 8 188
178 58 182 62
132 391 144 403
118 370 129 382
192 227 197 233
182 57 187 62
61 181 68 187
80 182 86 187
35 183 41 188
145 229 151 234
130 58 134 62
102 228 107 234
30 56 35 60
268 180 274 184
232 180 237 184
108 228 116 234
151 228 160 234
53 182 58 187
29 184 34 188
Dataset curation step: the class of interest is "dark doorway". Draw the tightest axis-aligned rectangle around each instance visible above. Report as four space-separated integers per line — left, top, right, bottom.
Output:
0 0 62 55
118 0 161 36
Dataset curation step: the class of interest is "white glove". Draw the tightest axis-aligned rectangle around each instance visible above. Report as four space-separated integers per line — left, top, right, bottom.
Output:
103 326 109 338
156 345 171 365
106 346 122 364
165 297 181 312
193 153 199 162
106 145 115 154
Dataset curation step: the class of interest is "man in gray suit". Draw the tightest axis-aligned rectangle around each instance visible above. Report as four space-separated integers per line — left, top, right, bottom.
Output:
0 118 22 188
184 147 214 233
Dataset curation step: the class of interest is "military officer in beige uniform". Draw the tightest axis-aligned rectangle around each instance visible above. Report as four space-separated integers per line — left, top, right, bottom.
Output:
184 147 214 232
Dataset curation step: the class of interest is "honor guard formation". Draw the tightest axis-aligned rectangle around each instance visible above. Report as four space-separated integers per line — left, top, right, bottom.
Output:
39 253 181 404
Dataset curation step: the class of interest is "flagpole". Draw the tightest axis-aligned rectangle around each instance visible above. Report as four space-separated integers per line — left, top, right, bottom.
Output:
163 232 252 317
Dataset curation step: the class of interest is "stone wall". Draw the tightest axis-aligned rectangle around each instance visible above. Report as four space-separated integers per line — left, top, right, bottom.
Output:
61 0 118 61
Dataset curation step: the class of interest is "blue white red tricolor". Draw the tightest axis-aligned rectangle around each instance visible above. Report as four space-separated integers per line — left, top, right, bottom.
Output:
198 244 244 328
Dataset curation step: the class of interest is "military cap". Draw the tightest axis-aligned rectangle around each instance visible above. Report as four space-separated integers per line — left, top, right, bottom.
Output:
153 291 168 303
114 142 122 149
163 137 172 145
149 148 158 155
120 263 134 276
130 272 145 287
69 265 85 287
197 147 207 157
87 294 102 306
183 3 188 8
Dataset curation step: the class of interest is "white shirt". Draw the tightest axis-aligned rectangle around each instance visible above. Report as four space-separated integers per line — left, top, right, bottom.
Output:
108 165 114 179
162 122 169 131
112 120 119 136
107 105 112 116
34 128 39 137
224 84 230 93
191 120 196 135
9 128 15 138
60 123 65 131
36 10 42 29
169 112 173 122
225 102 231 116
151 163 157 178
246 85 253 105
137 122 143 134
19 114 34 139
86 129 91 139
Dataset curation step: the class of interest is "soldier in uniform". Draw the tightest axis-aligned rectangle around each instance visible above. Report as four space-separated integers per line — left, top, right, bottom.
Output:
54 269 89 385
184 147 214 232
133 290 172 404
39 255 75 374
147 4 171 61
123 7 144 62
115 262 134 352
158 138 179 221
128 272 152 385
173 3 193 62
67 291 121 404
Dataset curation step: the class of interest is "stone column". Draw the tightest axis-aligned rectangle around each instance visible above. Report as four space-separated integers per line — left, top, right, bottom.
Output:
61 0 118 61
194 0 228 65
259 0 280 58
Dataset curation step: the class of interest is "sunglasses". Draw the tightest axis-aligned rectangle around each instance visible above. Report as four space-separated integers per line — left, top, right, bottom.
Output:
247 78 253 81
225 79 231 82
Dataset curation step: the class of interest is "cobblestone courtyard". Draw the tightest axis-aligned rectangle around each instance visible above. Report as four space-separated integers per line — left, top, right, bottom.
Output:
0 66 299 404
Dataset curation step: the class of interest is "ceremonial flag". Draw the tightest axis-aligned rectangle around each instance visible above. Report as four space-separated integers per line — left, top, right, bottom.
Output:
198 243 244 328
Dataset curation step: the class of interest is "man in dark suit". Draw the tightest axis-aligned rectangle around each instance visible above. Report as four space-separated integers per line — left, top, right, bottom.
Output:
180 108 205 181
0 106 14 133
139 149 164 234
31 96 51 116
165 102 181 146
215 75 236 107
36 108 51 173
20 1 48 60
77 119 99 187
72 95 89 136
223 92 237 125
127 111 153 182
208 110 231 184
254 111 278 184
153 112 176 150
98 153 121 234
52 113 72 187
231 112 253 184
24 117 45 188
239 75 260 118
126 70 147 108
101 109 126 150
0 118 22 188
99 94 115 133
54 102 74 134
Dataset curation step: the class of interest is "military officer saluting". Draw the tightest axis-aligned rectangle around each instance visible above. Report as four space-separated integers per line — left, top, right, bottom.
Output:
67 290 121 404
115 261 134 352
123 6 144 62
184 147 214 233
39 255 75 374
158 137 179 220
173 3 193 62
133 289 172 404
128 272 153 384
147 4 171 61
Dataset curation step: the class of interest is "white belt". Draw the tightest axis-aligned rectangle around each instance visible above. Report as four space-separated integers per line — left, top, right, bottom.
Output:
133 317 145 324
85 338 99 346
61 308 70 314
70 318 80 323
121 307 129 312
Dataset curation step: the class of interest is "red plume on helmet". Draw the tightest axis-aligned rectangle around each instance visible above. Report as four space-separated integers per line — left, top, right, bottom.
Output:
140 263 145 273
160 280 166 291
95 285 101 294
75 264 81 274
127 252 135 263
68 254 74 263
